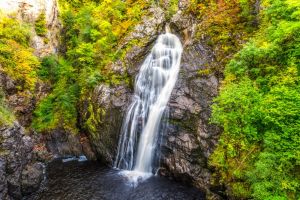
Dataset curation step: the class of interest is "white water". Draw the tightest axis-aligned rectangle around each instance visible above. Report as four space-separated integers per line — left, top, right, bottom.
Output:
114 30 183 180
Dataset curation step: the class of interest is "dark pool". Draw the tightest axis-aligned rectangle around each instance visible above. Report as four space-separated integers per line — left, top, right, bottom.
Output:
27 159 206 200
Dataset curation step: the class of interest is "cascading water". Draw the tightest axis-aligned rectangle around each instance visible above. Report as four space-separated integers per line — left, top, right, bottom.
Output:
114 29 183 180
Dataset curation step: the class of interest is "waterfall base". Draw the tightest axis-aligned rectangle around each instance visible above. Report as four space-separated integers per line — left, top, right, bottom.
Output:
28 159 206 200
118 170 152 186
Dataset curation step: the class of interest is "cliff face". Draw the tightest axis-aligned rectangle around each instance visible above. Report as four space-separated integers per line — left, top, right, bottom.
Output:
158 6 222 192
79 6 166 164
0 0 60 198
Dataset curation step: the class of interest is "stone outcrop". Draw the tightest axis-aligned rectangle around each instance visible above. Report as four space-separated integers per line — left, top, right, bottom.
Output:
80 5 167 164
159 40 221 190
0 123 44 199
43 129 96 160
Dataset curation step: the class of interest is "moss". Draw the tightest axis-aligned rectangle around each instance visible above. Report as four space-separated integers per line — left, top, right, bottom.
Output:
164 0 179 20
84 102 106 139
189 0 258 73
35 12 47 37
198 68 213 76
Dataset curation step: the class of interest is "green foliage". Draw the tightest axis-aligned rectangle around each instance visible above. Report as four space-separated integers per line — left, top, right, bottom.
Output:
0 39 39 91
33 56 79 133
35 12 47 37
0 13 31 46
159 0 178 20
62 0 148 65
210 0 300 199
59 0 150 73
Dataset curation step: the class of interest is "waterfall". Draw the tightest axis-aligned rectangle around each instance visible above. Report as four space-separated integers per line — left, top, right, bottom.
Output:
114 30 183 177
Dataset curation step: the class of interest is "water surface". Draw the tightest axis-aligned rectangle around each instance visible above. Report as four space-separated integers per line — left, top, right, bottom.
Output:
28 160 205 200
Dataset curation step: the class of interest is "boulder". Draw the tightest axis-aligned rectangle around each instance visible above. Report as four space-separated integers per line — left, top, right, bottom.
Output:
21 163 44 195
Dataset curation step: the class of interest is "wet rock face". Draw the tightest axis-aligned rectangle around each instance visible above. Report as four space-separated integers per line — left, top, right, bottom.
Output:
80 6 166 164
21 163 44 195
0 158 8 200
159 40 221 189
125 6 166 75
0 123 44 199
80 84 130 164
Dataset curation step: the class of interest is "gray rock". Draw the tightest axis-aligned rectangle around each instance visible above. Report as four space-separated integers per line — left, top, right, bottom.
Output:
0 123 45 199
43 129 96 160
21 163 44 195
159 38 221 190
0 158 8 200
80 83 130 164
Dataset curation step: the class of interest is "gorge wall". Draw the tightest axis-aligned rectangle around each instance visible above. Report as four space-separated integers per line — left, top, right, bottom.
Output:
0 0 257 199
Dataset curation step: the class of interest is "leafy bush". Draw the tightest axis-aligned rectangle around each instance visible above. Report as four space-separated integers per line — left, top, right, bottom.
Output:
0 13 31 46
189 0 258 73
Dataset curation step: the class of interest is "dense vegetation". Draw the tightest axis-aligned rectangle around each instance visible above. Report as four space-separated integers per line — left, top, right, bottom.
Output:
210 0 300 199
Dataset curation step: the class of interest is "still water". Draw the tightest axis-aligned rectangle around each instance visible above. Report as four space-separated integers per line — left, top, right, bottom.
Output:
27 160 205 200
